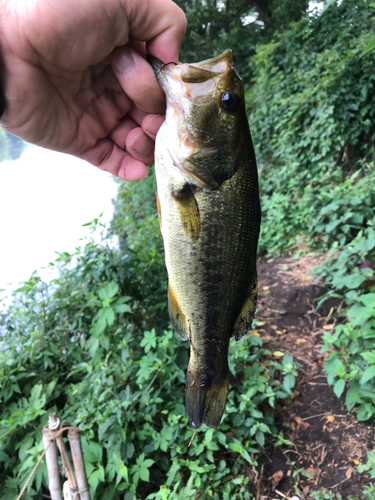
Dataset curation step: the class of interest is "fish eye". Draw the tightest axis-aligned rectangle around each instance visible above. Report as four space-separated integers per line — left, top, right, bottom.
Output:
220 91 240 112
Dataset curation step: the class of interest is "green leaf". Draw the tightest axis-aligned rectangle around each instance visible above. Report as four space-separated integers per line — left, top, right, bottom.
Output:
119 463 129 484
142 459 155 468
139 467 150 482
360 351 375 364
82 441 103 463
98 281 119 300
87 337 100 358
114 304 132 314
228 442 254 465
283 373 295 392
361 38 375 57
103 307 115 326
93 311 107 335
357 404 374 421
188 461 205 473
333 379 345 398
360 365 375 384
88 467 105 496
29 384 46 409
255 429 265 447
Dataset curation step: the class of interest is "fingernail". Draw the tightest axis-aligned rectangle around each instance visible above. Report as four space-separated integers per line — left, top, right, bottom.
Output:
142 114 165 140
111 48 135 76
131 132 153 155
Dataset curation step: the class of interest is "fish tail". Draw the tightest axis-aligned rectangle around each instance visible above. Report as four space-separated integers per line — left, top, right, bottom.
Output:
185 366 230 429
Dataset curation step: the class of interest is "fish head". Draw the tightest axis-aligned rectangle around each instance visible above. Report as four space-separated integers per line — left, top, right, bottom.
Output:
148 50 250 189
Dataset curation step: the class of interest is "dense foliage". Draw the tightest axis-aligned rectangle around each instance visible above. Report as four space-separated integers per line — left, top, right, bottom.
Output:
0 177 300 499
175 0 310 81
247 0 375 254
244 0 375 422
1 0 375 497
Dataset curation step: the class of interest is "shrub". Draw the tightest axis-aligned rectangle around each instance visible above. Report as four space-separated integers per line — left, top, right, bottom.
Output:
246 0 375 254
0 214 299 499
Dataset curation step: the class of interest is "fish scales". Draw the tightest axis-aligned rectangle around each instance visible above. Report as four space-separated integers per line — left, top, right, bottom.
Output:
148 50 260 429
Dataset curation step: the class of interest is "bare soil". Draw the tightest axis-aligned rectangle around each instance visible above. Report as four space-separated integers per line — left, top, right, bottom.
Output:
254 254 374 499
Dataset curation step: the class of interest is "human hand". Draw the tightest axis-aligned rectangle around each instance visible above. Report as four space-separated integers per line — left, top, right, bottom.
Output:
0 0 186 180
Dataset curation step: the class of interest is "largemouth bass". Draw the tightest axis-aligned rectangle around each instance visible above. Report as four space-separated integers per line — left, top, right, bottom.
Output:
148 50 260 429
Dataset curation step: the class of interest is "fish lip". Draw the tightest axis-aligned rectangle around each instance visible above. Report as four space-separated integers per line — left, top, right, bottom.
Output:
146 49 234 73
147 50 236 88
146 54 168 72
146 54 184 98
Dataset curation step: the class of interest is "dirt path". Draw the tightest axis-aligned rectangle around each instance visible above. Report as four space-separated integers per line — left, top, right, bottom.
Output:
255 254 374 499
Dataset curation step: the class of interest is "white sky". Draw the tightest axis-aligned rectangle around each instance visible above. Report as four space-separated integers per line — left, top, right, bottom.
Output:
0 146 118 290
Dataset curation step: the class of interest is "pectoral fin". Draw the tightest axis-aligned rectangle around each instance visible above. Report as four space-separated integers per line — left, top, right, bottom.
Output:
171 183 200 243
168 283 189 341
232 270 258 341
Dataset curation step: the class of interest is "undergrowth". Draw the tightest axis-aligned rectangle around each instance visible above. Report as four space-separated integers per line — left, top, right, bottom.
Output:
1 0 375 496
0 204 300 499
246 0 375 481
247 0 375 255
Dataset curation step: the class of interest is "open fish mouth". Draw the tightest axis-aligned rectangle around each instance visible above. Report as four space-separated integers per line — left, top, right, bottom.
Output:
147 50 237 102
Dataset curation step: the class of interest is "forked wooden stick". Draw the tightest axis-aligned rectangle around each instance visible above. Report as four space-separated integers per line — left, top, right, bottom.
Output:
68 427 90 500
42 426 62 500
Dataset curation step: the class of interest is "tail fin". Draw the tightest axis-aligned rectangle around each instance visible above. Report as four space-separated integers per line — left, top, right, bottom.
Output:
185 369 230 429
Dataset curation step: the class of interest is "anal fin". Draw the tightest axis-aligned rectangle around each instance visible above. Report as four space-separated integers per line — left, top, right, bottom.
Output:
168 282 189 341
232 270 258 341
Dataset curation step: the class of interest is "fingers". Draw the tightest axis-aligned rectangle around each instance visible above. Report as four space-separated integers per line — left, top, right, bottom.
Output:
80 138 149 181
83 110 162 180
142 114 165 141
111 46 165 115
109 116 154 166
126 128 154 165
125 0 187 63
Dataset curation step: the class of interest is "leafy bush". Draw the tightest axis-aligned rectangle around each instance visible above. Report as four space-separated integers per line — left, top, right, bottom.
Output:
312 216 375 421
247 0 375 254
246 2 375 430
310 485 375 500
175 0 310 84
0 205 300 500
316 216 375 297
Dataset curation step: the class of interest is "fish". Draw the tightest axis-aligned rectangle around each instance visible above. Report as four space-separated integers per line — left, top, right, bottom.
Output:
147 50 261 429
